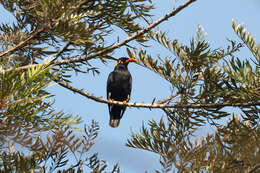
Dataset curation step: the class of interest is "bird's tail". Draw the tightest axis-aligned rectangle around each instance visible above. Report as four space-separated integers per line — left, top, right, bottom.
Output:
109 118 120 128
109 106 122 128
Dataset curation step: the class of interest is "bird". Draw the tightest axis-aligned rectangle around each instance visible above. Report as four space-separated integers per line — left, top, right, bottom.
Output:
106 57 136 128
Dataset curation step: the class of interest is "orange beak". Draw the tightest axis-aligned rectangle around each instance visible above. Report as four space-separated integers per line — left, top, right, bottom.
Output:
125 58 137 63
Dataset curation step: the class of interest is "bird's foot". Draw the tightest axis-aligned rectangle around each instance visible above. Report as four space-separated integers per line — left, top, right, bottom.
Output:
108 98 114 102
122 95 130 104
122 99 129 104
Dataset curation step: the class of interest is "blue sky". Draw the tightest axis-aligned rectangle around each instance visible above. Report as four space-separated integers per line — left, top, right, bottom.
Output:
1 0 260 172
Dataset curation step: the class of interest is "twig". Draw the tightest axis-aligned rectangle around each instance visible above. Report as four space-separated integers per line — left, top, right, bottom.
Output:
64 160 82 173
0 0 196 73
49 42 71 64
248 163 260 173
157 93 179 104
0 27 45 58
53 0 197 65
0 63 39 73
56 80 260 109
0 42 71 73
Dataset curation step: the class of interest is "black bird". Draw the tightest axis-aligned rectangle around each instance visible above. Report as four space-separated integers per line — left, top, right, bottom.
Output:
106 57 136 128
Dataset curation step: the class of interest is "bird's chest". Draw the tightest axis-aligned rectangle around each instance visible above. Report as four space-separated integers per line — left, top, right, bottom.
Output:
111 72 131 89
109 71 132 99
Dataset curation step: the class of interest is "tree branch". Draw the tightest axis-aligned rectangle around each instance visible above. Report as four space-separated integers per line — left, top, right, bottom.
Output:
157 93 179 104
53 0 197 65
49 42 71 64
0 42 71 73
0 27 45 58
0 0 196 73
248 163 260 173
56 80 260 109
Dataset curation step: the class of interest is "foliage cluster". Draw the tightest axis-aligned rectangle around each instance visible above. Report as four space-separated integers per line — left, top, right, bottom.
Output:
0 0 153 172
126 21 260 172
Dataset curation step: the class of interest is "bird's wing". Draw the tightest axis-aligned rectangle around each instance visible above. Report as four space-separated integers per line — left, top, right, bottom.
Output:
107 72 115 114
106 72 114 99
128 75 132 97
119 74 132 118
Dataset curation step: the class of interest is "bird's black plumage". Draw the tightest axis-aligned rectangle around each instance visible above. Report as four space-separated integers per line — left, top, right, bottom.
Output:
106 57 136 127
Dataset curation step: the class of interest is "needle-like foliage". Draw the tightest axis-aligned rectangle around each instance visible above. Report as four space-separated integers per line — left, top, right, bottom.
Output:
126 22 260 172
0 0 154 171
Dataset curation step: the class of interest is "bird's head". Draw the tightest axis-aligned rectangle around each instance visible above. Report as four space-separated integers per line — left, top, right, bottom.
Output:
115 57 136 67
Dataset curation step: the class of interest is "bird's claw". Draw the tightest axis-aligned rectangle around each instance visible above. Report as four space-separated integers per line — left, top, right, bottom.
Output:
108 98 114 102
122 96 130 104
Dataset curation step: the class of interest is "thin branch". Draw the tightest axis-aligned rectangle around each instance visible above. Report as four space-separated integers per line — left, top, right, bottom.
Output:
49 42 71 64
157 93 179 104
0 0 196 73
0 42 71 73
248 163 260 173
0 63 38 73
53 0 197 66
56 80 260 109
64 160 82 173
0 27 45 58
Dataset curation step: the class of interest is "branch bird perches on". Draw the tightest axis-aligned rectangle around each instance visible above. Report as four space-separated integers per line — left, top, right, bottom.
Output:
57 80 260 109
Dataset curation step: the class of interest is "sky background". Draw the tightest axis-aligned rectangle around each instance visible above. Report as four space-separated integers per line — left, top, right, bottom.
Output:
1 0 260 172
